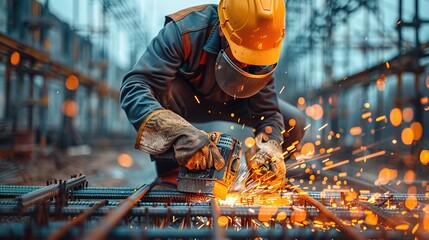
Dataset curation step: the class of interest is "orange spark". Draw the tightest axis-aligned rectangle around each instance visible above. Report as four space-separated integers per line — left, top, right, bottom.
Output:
318 123 328 131
322 160 349 171
194 95 200 104
355 150 386 162
361 112 372 119
375 115 387 122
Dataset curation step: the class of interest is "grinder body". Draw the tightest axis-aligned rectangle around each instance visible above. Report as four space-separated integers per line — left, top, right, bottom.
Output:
177 132 241 199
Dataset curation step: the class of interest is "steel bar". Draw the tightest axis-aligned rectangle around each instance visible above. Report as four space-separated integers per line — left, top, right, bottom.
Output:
211 198 226 240
294 187 365 240
0 203 421 221
14 175 86 211
81 180 157 240
2 186 428 204
15 183 59 211
0 223 415 240
47 200 108 240
355 200 408 228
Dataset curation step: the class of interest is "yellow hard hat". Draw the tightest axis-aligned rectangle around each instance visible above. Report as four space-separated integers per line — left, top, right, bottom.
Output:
218 0 286 66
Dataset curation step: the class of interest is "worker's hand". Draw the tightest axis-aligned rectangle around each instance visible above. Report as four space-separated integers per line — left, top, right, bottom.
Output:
136 110 225 171
183 141 223 170
245 133 286 191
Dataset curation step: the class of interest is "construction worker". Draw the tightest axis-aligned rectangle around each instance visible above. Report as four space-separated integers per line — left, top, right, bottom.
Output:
120 0 306 190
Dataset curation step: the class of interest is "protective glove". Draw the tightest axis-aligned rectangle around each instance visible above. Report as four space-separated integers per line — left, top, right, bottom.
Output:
135 110 225 170
244 133 286 192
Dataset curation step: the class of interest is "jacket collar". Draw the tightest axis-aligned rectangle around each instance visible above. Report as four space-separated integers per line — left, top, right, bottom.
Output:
203 21 221 54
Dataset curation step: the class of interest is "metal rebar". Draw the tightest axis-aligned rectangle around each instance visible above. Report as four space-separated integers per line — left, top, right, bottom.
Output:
294 187 365 240
81 180 157 240
211 198 226 240
47 199 108 240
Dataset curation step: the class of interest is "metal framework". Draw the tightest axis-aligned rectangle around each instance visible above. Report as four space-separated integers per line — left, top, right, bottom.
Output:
0 176 427 239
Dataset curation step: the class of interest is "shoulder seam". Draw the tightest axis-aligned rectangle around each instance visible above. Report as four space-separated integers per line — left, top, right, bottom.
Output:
167 4 211 22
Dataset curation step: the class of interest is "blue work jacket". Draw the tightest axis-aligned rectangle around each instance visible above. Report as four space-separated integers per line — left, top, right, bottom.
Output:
120 4 285 143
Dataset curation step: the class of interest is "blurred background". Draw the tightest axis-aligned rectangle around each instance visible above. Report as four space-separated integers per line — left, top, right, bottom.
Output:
0 0 428 196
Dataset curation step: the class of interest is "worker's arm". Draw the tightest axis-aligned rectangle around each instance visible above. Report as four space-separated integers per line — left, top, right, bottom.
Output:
245 77 286 191
247 77 284 143
120 21 183 130
120 21 224 171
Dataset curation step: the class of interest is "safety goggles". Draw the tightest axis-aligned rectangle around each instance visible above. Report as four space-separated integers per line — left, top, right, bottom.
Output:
214 50 277 98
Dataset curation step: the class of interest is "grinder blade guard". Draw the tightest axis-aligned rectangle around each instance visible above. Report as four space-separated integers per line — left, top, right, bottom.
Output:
177 132 242 199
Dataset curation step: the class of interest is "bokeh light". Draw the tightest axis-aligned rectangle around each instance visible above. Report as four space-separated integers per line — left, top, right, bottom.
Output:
244 137 255 148
10 51 20 66
65 74 79 91
218 216 229 227
389 108 402 127
61 100 78 117
410 122 423 140
290 208 307 223
117 153 133 168
258 205 278 222
350 126 362 136
376 78 385 91
420 150 429 165
402 107 413 122
311 104 324 120
401 128 414 145
301 142 315 157
289 118 296 127
404 170 416 184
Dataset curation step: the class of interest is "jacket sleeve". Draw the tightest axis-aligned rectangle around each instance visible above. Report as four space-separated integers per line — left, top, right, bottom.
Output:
247 76 285 143
120 21 184 131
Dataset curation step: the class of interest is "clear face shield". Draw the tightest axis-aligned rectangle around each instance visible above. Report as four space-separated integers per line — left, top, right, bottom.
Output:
214 50 277 98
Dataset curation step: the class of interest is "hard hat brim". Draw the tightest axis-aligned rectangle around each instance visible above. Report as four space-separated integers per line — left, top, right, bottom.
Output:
228 40 282 66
